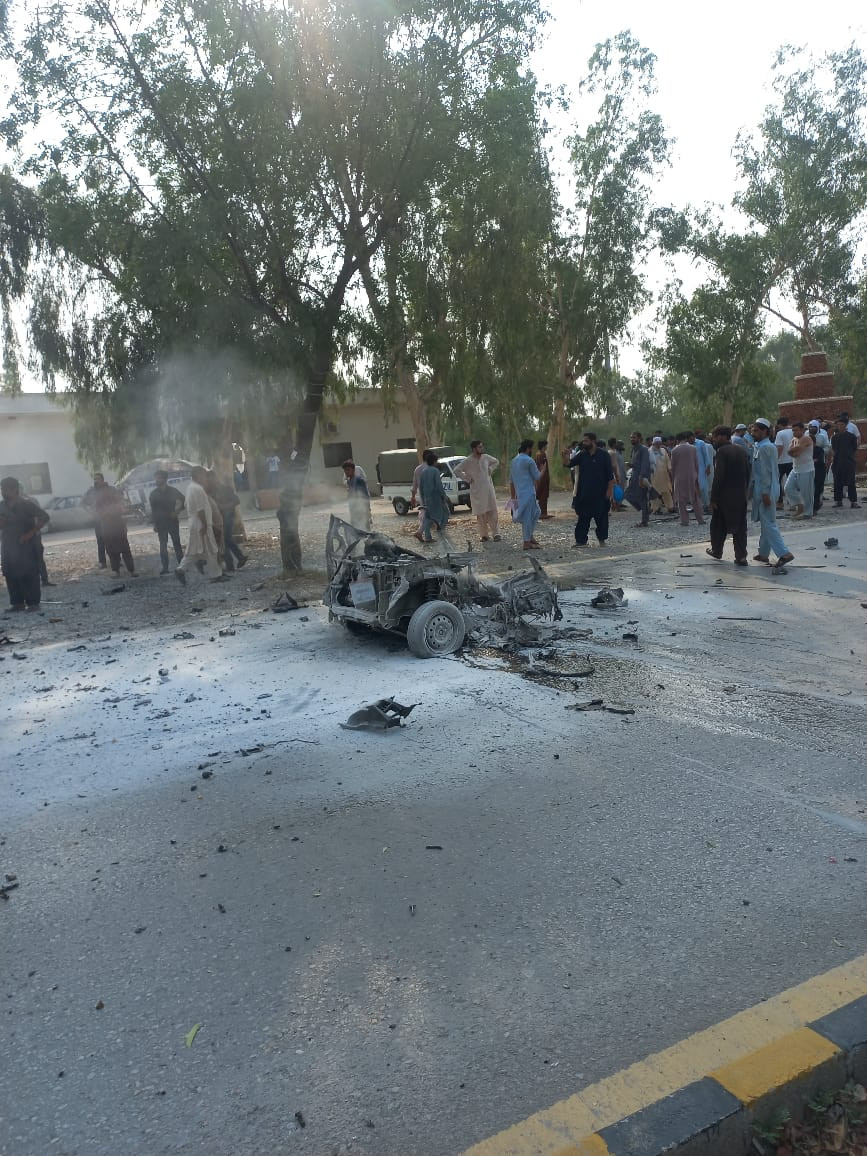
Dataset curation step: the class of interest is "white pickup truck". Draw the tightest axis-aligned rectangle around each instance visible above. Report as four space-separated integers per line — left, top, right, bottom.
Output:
376 448 472 516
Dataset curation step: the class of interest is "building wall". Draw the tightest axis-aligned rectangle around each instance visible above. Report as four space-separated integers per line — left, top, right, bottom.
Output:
1 391 419 498
0 396 99 496
310 397 418 488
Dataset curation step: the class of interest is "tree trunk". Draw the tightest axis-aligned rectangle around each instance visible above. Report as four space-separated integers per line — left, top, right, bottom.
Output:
546 397 567 473
397 362 431 456
546 336 573 470
277 282 349 570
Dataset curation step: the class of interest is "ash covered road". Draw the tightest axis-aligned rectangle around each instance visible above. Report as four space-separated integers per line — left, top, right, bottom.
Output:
2 520 866 1155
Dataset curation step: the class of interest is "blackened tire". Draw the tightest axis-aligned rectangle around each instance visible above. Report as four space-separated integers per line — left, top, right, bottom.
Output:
406 600 465 658
392 497 410 516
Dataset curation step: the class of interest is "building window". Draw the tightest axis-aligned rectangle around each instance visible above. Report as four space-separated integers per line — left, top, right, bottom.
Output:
0 462 52 495
396 437 416 449
322 442 353 468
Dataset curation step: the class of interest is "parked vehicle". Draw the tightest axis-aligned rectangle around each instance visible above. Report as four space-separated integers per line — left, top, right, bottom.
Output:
39 495 96 534
116 459 197 521
324 515 560 658
376 447 471 516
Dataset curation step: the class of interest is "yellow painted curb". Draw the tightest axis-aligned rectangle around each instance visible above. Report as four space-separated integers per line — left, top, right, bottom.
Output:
711 1026 841 1107
465 952 867 1154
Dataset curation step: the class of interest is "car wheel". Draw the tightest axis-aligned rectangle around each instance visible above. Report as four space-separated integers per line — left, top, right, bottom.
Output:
406 600 466 658
446 498 456 514
392 497 410 516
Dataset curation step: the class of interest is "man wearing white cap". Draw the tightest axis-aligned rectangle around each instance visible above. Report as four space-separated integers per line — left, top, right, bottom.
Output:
750 420 793 566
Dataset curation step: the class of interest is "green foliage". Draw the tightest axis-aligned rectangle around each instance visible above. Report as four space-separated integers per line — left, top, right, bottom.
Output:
822 277 867 413
734 43 867 345
553 31 670 401
1 0 545 478
359 55 556 446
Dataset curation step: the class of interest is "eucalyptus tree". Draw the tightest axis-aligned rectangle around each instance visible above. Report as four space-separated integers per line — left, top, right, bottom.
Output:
734 43 867 348
1 0 543 567
357 58 556 460
546 31 670 464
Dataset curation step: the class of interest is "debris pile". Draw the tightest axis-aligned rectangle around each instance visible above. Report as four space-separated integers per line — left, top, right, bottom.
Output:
590 587 627 610
324 515 560 656
340 698 418 731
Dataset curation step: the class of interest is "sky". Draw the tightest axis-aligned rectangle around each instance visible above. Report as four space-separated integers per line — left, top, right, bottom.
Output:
534 0 866 209
531 0 867 370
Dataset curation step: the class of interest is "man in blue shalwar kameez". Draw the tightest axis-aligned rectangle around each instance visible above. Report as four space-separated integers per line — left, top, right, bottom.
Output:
509 439 542 550
749 418 794 567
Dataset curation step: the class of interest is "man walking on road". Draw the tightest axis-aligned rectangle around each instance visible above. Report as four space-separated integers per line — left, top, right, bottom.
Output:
149 470 185 574
175 466 226 584
417 451 452 545
670 434 704 525
624 430 652 527
455 441 500 541
707 427 749 565
750 419 793 567
570 432 614 548
215 476 249 571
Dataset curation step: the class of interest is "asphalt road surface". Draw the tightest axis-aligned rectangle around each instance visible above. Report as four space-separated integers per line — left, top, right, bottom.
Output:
2 519 866 1155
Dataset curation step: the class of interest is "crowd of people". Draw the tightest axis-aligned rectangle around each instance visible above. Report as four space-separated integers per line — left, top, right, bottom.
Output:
2 409 863 611
0 465 255 612
405 410 862 569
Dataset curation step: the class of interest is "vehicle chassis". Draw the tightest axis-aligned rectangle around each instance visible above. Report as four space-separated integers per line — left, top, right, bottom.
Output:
324 515 561 657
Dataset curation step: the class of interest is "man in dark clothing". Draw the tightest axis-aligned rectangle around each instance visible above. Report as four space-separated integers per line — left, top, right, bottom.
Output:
707 426 750 565
149 470 186 574
570 432 614 547
830 418 860 508
0 476 50 610
82 473 108 567
534 440 552 519
94 482 136 577
215 478 248 571
624 430 652 527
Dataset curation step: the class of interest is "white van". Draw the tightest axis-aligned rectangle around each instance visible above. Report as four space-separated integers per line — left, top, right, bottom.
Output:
377 448 472 516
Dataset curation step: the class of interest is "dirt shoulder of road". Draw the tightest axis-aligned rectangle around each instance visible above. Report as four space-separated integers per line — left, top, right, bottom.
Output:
11 486 866 646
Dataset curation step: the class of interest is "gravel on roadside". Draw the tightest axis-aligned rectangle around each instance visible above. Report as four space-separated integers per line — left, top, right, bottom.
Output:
9 483 865 645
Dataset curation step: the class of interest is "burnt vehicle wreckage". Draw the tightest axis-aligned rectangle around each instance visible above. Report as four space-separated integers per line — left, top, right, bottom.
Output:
324 516 562 658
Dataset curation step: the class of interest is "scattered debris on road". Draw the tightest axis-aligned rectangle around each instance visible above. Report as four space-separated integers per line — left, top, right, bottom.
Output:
590 587 627 609
271 592 300 613
824 537 839 548
340 697 417 731
565 700 635 715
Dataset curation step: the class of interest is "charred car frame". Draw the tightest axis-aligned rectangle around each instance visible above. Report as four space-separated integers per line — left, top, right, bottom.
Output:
324 516 561 658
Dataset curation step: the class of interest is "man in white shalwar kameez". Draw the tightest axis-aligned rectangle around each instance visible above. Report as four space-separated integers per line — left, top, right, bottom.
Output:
175 467 225 584
455 441 500 541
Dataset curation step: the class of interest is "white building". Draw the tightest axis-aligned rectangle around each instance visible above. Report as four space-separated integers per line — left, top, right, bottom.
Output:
0 393 98 496
0 390 419 497
311 391 417 487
